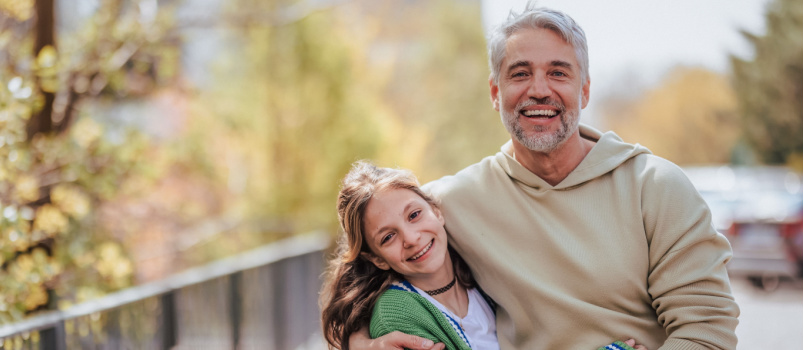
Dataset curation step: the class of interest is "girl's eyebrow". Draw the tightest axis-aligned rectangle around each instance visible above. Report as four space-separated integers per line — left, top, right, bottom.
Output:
372 200 417 240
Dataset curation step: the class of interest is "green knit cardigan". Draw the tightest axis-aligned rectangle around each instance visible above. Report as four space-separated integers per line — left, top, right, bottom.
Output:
368 281 635 350
369 281 473 350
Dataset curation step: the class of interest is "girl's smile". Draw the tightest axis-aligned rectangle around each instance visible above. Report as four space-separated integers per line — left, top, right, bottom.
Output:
408 239 434 261
361 188 453 290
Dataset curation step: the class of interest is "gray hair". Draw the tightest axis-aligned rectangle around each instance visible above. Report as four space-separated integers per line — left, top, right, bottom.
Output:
487 4 589 85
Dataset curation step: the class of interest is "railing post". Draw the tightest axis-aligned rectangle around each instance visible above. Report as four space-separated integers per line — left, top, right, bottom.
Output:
39 322 65 350
159 292 177 350
229 272 242 350
272 260 288 350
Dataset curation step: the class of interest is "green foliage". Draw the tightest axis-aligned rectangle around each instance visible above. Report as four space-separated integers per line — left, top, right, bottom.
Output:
731 0 803 166
0 0 178 322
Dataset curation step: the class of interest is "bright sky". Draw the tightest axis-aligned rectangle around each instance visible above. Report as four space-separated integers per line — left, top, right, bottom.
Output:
480 0 771 122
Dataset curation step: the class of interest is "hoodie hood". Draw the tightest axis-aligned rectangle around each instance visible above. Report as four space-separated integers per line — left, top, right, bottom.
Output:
496 124 651 190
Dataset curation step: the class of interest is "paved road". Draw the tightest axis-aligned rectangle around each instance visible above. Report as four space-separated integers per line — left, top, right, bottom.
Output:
732 276 803 349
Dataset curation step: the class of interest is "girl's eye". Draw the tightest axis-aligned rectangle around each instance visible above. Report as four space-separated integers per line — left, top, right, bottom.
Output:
409 210 421 221
381 233 394 244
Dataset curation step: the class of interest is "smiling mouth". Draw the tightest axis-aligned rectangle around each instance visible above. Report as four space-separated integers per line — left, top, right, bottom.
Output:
521 109 558 119
408 239 434 261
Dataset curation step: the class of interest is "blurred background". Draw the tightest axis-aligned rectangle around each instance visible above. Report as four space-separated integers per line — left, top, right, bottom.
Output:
0 0 800 348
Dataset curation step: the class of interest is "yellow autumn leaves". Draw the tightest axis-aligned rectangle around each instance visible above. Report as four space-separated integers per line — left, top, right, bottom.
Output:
15 184 91 239
600 68 741 165
0 0 33 21
95 242 134 289
71 118 104 149
7 249 60 310
36 45 60 94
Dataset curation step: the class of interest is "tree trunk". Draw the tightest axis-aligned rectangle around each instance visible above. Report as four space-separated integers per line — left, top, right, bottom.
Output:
26 0 56 140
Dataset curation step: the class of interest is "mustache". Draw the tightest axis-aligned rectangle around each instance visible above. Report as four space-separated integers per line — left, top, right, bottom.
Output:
516 97 565 112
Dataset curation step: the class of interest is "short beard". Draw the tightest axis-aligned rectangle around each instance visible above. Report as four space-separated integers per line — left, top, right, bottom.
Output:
500 97 581 153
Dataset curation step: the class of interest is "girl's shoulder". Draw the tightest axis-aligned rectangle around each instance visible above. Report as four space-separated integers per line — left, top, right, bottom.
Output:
371 282 438 325
369 282 472 350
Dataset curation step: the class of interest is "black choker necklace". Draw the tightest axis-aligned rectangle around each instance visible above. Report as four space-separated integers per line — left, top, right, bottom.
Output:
424 275 457 296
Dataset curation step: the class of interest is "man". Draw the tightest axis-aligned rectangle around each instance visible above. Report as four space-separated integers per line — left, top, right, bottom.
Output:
351 5 739 349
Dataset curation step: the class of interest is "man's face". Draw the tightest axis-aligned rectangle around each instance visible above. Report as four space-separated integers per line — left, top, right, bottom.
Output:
490 28 590 153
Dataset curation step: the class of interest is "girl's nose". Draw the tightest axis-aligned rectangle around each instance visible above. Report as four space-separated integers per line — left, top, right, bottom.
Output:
401 228 421 249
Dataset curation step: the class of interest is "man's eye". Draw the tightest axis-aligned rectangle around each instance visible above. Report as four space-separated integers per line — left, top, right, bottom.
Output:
551 71 567 77
409 210 421 220
512 72 527 78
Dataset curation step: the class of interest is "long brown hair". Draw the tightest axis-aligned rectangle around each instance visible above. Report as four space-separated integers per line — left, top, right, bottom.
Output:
320 161 475 350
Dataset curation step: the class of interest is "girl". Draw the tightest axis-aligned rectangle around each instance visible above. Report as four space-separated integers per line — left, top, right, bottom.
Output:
320 161 641 350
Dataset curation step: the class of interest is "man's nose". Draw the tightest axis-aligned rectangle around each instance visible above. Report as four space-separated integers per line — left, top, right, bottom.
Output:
528 75 552 99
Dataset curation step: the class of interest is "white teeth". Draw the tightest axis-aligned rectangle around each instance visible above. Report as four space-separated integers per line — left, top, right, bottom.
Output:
409 241 433 261
523 109 557 117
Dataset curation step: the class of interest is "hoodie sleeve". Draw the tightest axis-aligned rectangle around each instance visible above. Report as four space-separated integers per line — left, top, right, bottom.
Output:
640 157 739 350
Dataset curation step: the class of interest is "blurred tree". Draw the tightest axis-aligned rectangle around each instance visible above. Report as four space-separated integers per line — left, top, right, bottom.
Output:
0 0 178 322
599 67 740 165
0 0 515 324
363 0 508 182
152 0 389 266
26 0 55 138
731 0 803 167
174 0 497 255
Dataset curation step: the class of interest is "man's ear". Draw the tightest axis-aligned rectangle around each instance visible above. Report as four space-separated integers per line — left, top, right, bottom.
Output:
489 76 500 112
361 252 390 270
581 78 590 109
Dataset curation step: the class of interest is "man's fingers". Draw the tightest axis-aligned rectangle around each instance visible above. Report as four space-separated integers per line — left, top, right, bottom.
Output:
354 330 442 350
385 331 437 349
622 338 649 350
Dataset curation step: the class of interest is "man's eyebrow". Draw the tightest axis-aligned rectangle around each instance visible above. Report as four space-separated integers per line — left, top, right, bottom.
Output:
505 60 531 73
506 60 574 74
550 60 573 69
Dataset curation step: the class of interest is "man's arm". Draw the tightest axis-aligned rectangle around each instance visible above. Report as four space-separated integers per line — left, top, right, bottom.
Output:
640 159 739 349
349 327 445 350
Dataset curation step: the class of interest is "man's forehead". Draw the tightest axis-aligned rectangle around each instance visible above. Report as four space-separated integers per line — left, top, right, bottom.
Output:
503 28 576 66
506 28 572 49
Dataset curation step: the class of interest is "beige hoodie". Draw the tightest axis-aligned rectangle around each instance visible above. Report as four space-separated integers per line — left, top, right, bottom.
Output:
424 124 739 350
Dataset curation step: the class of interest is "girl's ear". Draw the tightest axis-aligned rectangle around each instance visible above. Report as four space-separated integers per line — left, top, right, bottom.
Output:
433 206 445 226
361 252 390 270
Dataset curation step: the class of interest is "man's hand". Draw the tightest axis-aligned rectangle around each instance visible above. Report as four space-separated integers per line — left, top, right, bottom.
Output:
624 338 648 350
349 328 445 350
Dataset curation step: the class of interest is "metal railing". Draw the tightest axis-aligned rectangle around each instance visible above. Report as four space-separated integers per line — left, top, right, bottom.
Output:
0 232 331 350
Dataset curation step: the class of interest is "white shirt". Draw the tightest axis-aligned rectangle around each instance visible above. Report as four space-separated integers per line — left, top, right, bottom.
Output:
412 286 500 350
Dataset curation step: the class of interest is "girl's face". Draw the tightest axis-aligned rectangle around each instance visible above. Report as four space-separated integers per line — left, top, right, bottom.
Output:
361 188 451 286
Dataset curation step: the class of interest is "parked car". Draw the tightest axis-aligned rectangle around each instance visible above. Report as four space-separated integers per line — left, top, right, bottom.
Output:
684 166 803 291
725 215 802 291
